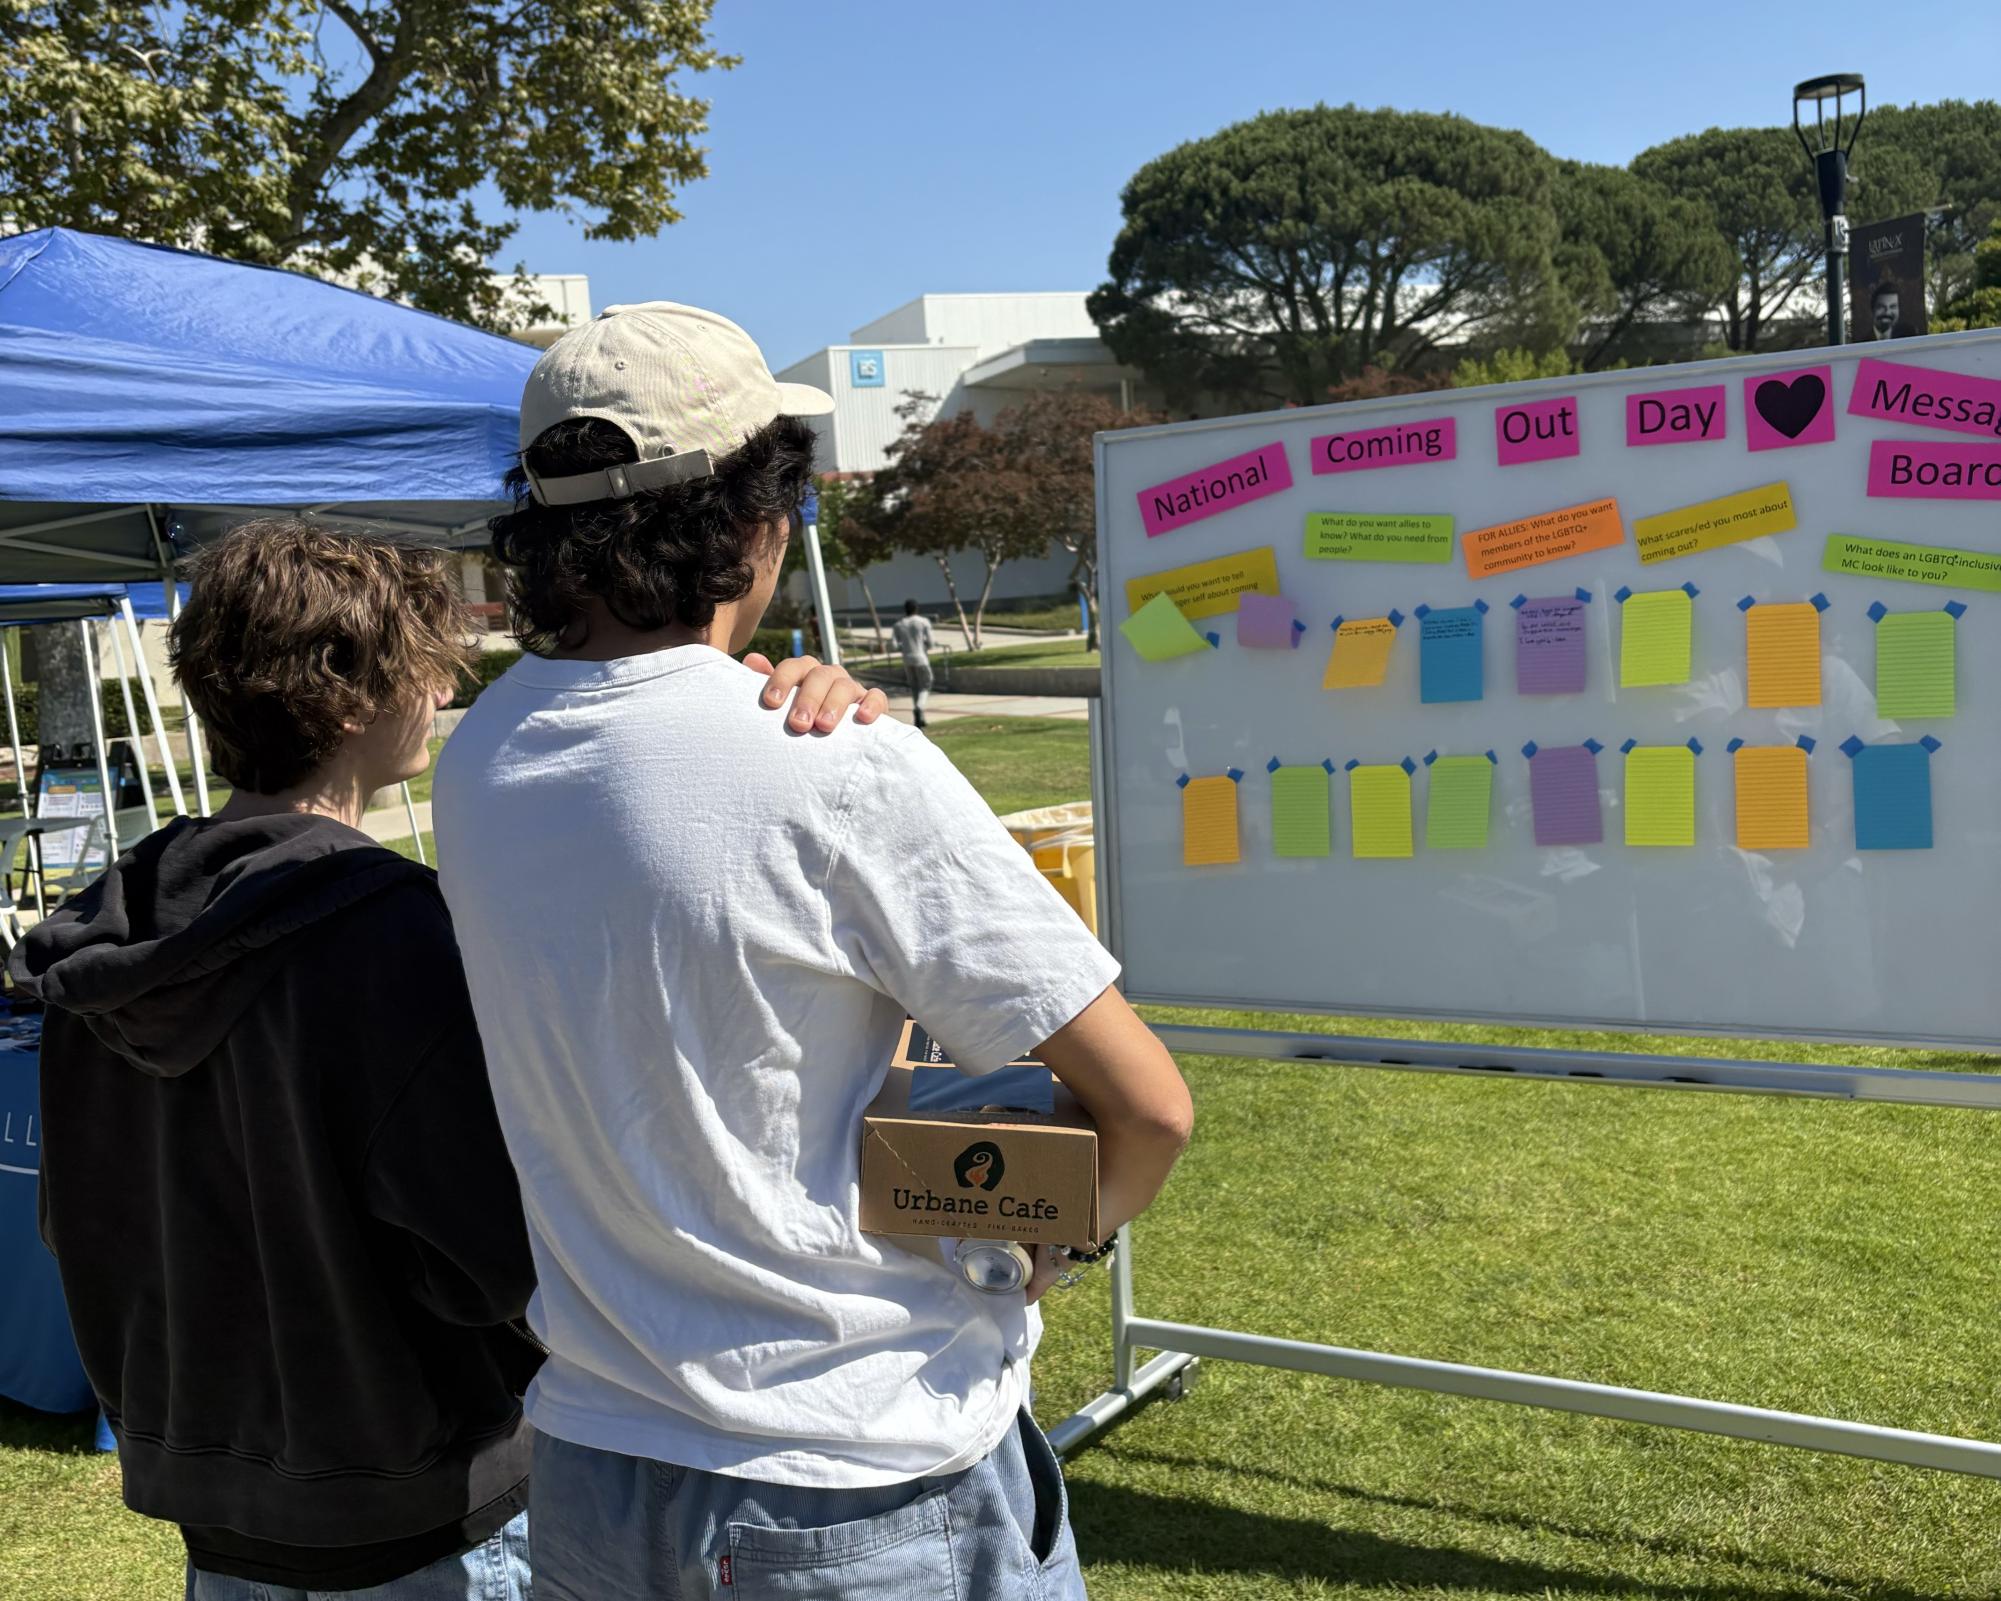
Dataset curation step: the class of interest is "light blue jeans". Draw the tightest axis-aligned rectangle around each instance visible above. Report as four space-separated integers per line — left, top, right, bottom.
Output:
184 1510 530 1601
530 1410 1084 1599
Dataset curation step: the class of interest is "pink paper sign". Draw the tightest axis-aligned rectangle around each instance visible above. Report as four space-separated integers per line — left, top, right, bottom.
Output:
1626 384 1726 446
1310 417 1457 474
1849 356 2001 440
1495 397 1580 466
1138 442 1293 537
1745 367 1835 451
1866 438 2001 500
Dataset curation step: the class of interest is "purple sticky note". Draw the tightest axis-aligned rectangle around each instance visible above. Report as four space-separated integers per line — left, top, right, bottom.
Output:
1496 396 1580 465
1515 597 1588 695
1237 591 1299 650
1529 745 1603 846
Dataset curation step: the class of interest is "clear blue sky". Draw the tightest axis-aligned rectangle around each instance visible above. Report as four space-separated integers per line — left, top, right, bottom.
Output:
499 0 2000 372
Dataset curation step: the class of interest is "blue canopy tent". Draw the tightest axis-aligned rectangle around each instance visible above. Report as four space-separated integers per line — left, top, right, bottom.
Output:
0 227 538 839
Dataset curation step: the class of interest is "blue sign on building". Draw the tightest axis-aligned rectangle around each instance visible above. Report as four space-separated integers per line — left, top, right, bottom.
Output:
849 349 885 388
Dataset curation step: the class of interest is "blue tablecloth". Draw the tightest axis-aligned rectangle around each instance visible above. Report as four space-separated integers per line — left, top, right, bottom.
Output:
0 1030 95 1413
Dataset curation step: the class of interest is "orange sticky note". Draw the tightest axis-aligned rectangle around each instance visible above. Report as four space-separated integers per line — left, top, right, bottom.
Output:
1322 618 1398 689
1746 602 1822 708
1182 776 1240 866
1734 745 1810 850
1461 498 1624 580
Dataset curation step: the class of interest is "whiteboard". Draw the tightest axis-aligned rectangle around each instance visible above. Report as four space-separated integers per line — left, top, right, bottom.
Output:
1095 331 2001 1049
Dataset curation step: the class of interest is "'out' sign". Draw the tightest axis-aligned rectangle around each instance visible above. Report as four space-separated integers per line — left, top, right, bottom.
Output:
1495 397 1579 466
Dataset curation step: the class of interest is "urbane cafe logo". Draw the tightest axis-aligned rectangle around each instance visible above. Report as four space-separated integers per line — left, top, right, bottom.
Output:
890 1139 1063 1222
954 1141 1005 1191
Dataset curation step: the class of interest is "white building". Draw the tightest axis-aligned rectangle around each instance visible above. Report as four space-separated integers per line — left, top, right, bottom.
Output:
777 293 1150 614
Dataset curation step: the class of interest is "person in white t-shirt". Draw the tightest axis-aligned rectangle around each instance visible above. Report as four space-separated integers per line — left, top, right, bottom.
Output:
891 599 935 727
433 301 1192 1601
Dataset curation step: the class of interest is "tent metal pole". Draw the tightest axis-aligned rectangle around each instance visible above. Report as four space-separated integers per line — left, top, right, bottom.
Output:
118 598 184 815
147 509 211 816
104 618 158 830
77 621 119 862
803 521 841 667
400 782 427 866
1 641 45 917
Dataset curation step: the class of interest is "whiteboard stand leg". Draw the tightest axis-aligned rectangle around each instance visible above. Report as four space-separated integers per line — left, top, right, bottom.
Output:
1046 1224 1201 1462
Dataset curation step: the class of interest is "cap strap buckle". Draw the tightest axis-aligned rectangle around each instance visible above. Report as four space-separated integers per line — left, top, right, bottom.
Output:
527 447 718 507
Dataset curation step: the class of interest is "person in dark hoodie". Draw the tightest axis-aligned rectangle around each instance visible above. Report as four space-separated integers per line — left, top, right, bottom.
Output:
12 518 887 1599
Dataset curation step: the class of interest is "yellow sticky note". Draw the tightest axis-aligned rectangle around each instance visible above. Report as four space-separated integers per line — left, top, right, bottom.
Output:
1124 547 1281 622
1182 776 1240 866
1350 764 1413 859
1745 602 1822 708
1734 745 1810 850
1624 745 1696 846
1119 591 1211 662
1322 618 1398 689
1620 589 1692 687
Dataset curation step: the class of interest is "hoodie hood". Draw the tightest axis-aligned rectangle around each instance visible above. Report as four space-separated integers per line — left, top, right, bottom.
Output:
13 813 429 1077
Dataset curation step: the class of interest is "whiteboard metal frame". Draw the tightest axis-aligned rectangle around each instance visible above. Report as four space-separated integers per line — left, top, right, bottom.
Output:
1053 343 2001 1475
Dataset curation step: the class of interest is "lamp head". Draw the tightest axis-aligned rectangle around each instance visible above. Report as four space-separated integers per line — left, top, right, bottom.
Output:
1792 73 1866 222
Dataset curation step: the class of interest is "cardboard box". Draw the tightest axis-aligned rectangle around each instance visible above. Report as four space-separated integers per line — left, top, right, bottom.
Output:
860 1020 1099 1247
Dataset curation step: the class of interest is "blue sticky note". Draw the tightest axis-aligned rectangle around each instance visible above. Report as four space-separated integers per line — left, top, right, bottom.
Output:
1419 606 1485 705
1851 744 1934 851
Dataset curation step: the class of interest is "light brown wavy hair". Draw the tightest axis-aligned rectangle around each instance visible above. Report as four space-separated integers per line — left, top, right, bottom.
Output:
170 520 471 794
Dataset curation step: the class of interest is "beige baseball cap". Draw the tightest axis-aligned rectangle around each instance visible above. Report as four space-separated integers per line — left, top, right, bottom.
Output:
517 300 834 506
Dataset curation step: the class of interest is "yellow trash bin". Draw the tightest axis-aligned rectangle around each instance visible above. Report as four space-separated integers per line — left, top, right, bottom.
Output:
998 802 1096 935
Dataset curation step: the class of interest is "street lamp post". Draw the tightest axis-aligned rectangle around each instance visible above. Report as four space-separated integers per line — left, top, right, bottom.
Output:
1793 73 1867 347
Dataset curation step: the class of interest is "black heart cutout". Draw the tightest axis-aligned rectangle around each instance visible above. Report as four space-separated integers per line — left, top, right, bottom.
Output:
1754 374 1826 440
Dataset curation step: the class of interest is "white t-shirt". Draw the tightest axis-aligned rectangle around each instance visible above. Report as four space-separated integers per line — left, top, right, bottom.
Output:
432 646 1119 1487
891 613 934 666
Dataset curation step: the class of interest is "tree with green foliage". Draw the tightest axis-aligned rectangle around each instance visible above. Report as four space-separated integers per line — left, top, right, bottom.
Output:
1551 161 1734 368
1451 347 1584 389
1933 218 2001 332
1865 100 2001 314
0 0 733 326
1090 105 1570 409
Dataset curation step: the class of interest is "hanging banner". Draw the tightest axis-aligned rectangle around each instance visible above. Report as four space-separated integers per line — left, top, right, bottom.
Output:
1850 214 1928 343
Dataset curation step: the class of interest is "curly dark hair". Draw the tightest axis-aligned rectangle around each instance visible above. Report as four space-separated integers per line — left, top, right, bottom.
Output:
171 520 470 794
489 415 817 655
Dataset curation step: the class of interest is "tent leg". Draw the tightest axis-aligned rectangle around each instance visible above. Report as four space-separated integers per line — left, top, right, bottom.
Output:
401 782 427 866
77 621 119 862
105 617 159 830
1 643 44 916
119 599 183 816
803 521 841 667
150 510 210 816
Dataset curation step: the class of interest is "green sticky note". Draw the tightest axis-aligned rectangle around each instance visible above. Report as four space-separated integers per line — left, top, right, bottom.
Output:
1620 589 1692 687
1304 512 1455 563
1350 765 1413 859
1119 591 1211 661
1425 756 1493 850
1625 746 1696 847
1876 611 1956 718
1270 766 1331 858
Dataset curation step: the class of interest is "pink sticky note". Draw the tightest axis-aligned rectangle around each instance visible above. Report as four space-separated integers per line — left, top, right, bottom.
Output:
1495 397 1580 465
1626 384 1726 446
1237 591 1300 650
1310 417 1457 474
1745 367 1835 451
1849 357 2001 439
1138 442 1293 537
1867 438 2001 500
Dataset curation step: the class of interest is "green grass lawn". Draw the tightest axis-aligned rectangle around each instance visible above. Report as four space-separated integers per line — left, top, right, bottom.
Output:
945 638 1101 671
10 716 2001 1598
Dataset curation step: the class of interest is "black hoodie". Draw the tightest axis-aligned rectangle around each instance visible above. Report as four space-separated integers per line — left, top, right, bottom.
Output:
14 813 540 1588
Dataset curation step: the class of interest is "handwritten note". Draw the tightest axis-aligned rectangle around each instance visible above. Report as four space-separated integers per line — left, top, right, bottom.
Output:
1237 591 1300 650
1745 603 1822 708
1875 611 1956 718
1138 442 1293 536
1822 535 2001 594
1419 607 1484 704
1125 546 1281 621
1624 745 1696 847
1349 765 1413 859
1851 744 1934 851
1620 590 1692 687
1515 597 1588 695
1426 757 1492 850
1182 776 1241 866
1270 766 1332 858
1529 746 1602 847
1322 618 1398 689
1119 591 1211 662
1462 498 1623 580
1632 482 1796 565
1303 511 1454 563
1734 745 1810 851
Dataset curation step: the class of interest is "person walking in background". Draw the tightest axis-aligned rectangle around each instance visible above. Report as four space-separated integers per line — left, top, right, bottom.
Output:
894 597 936 728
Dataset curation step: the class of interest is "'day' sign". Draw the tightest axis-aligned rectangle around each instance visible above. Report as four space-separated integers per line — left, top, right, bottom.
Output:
1626 383 1726 446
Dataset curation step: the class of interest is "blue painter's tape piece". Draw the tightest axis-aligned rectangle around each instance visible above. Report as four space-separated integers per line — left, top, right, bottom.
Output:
1867 601 1888 622
1620 738 1638 754
1423 750 1439 766
1687 738 1703 756
1266 757 1282 773
1484 750 1498 765
1737 595 1757 612
1291 619 1307 640
1576 587 1593 604
1399 756 1416 776
1226 767 1244 783
1522 740 1539 759
1797 735 1816 754
1321 758 1337 774
1681 582 1700 599
1946 601 1967 620
1414 604 1432 620
1204 632 1220 648
1511 593 1528 610
1726 737 1745 753
1583 738 1604 755
1388 609 1405 629
1920 736 1942 755
1330 615 1344 632
1840 736 1866 759
1474 598 1491 614
1344 758 1360 771
1810 592 1829 612
1176 773 1192 788
1614 586 1633 604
